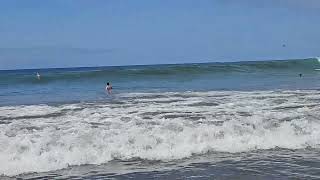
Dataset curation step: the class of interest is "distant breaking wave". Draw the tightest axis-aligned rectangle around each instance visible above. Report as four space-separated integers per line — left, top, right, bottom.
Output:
0 58 319 86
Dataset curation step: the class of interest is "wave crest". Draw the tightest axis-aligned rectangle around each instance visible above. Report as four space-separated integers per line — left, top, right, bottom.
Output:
1 58 319 86
1 90 320 176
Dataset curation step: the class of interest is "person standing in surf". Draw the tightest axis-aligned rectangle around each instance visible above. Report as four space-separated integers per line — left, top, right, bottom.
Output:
106 82 112 94
36 72 41 80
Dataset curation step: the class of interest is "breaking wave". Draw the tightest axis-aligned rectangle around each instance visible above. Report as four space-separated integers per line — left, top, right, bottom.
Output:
1 90 320 176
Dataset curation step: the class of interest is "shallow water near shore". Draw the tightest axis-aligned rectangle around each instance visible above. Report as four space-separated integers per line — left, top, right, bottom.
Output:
4 149 319 179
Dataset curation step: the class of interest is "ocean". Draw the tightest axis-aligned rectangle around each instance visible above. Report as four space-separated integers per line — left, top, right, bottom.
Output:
1 58 320 179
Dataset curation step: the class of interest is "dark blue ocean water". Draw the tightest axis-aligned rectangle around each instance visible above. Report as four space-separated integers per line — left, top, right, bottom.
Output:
1 58 320 106
1 58 320 179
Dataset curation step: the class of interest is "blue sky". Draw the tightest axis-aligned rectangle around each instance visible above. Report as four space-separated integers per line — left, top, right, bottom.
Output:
0 0 319 70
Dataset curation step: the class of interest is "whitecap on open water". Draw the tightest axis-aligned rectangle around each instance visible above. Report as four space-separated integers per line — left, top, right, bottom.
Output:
1 59 320 179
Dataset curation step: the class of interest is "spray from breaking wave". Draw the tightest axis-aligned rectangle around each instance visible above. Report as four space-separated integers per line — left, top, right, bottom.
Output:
1 90 320 176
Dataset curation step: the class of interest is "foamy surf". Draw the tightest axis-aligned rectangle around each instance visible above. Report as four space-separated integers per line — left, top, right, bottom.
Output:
1 90 320 176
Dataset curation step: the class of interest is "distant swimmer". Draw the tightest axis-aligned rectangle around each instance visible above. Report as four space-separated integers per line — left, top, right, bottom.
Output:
36 72 41 80
299 73 302 77
282 44 286 47
106 82 112 94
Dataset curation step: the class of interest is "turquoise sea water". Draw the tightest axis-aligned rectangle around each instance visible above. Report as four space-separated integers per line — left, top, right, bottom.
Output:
1 58 320 179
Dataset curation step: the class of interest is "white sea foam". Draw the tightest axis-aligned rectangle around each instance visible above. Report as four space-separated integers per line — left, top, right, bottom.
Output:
1 90 320 176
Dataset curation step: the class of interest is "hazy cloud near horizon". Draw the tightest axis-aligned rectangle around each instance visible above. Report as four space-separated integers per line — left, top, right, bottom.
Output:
0 47 118 69
0 47 114 55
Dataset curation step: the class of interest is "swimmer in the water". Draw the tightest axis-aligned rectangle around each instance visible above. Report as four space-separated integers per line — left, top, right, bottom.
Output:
106 82 112 94
299 73 302 77
36 72 41 80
